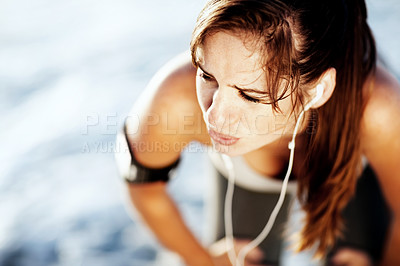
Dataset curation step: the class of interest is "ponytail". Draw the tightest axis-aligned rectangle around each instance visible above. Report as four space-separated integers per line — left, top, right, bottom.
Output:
189 0 377 257
296 0 376 256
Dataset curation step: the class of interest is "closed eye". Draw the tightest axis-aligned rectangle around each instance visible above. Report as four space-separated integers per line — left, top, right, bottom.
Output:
237 88 260 103
198 71 215 82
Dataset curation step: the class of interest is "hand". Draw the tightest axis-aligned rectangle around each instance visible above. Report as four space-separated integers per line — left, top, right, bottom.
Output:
330 248 373 266
209 237 267 266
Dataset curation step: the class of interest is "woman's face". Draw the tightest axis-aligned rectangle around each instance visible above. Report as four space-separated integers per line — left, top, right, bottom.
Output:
195 31 297 156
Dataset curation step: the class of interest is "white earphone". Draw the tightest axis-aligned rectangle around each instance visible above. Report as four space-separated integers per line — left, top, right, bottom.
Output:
223 84 325 266
304 83 324 111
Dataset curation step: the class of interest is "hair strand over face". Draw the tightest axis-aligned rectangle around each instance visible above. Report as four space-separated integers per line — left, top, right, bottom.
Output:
190 0 377 257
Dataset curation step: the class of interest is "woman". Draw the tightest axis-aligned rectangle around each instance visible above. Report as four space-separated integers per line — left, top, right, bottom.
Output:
116 0 400 265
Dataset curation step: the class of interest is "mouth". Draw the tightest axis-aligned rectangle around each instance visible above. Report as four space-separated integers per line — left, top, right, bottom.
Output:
208 129 240 146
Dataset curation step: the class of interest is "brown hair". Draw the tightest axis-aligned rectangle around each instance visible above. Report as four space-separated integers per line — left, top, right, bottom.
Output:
190 0 376 257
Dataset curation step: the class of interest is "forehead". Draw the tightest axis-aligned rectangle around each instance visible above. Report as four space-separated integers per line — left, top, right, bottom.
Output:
197 31 265 84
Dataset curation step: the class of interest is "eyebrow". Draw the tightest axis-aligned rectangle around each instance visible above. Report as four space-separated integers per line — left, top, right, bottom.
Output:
197 64 265 94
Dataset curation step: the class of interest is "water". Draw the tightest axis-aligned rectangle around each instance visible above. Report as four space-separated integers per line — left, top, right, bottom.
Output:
0 0 398 265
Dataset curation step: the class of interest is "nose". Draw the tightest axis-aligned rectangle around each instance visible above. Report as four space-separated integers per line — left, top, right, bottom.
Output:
205 87 240 133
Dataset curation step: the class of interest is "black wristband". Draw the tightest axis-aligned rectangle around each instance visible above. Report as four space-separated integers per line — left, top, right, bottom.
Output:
115 122 180 184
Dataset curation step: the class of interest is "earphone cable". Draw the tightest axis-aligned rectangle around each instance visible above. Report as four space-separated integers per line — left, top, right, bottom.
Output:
223 108 306 266
222 154 238 265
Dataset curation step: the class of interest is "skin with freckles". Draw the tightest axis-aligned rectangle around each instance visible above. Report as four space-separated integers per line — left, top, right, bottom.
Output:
123 26 400 266
194 30 398 265
196 31 298 157
119 0 400 263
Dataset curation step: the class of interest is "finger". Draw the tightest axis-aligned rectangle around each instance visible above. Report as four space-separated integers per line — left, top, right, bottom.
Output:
234 239 265 263
209 238 232 257
330 248 372 266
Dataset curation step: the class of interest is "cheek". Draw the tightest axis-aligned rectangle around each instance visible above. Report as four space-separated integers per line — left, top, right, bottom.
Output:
239 105 290 137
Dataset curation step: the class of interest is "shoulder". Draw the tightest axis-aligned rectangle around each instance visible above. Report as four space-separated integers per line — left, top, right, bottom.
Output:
143 51 209 142
126 52 210 167
361 64 400 152
360 64 400 212
143 51 199 111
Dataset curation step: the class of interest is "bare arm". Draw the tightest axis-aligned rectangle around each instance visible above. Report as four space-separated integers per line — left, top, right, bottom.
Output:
127 182 213 265
121 52 212 265
361 66 400 266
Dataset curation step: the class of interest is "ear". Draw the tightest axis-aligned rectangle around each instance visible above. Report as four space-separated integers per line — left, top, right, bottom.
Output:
310 67 336 109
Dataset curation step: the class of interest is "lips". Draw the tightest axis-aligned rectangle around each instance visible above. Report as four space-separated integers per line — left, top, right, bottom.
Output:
208 129 240 146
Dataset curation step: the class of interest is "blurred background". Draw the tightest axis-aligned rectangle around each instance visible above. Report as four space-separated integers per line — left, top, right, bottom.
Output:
0 0 399 265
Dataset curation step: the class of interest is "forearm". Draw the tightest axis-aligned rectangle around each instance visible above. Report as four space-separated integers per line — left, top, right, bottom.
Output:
380 217 400 266
126 182 213 265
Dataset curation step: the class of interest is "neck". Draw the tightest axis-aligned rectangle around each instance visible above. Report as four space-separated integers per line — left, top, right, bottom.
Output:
242 133 307 179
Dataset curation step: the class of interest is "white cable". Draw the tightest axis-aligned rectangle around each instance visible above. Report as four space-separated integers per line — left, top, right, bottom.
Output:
222 154 237 265
222 109 307 266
